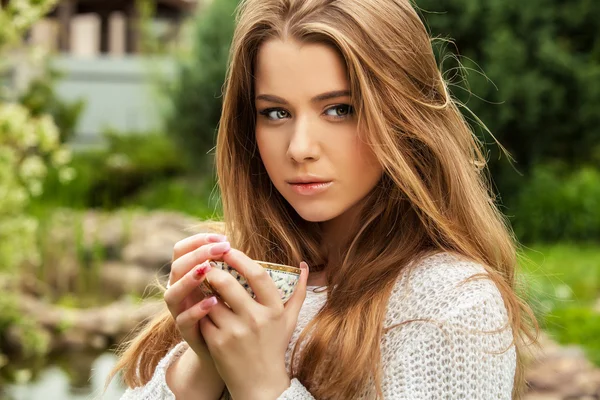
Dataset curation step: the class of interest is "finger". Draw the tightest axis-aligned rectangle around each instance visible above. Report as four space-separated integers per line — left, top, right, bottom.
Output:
198 311 219 350
202 266 259 318
170 241 231 284
165 261 212 315
221 249 284 309
283 261 309 331
205 296 239 329
169 233 228 287
175 296 218 344
172 233 228 262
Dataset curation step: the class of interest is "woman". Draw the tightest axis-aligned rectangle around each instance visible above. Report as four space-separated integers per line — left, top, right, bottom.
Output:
107 0 536 398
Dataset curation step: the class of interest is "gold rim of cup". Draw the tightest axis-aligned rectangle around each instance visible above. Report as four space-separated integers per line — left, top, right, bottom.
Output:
202 259 301 299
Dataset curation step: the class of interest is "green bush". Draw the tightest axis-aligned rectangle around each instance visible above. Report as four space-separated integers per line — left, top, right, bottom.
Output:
31 130 190 210
0 0 65 363
545 307 600 366
519 244 600 366
29 130 222 218
131 176 221 219
417 0 600 194
18 66 86 143
510 163 600 243
165 0 239 172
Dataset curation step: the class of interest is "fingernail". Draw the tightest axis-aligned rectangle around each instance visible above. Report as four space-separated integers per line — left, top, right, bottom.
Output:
210 241 231 255
202 296 218 309
194 261 211 279
207 234 228 242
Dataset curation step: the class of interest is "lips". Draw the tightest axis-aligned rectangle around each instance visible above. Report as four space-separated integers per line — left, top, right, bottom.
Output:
286 176 332 184
288 181 333 195
288 181 330 184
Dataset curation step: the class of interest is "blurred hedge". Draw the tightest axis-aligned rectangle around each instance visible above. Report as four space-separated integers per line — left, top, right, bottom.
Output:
165 0 239 172
32 131 186 208
416 0 600 195
511 163 600 243
29 130 220 218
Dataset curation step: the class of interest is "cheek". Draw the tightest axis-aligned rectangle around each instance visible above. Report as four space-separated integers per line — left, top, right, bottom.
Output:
256 130 283 178
348 141 382 189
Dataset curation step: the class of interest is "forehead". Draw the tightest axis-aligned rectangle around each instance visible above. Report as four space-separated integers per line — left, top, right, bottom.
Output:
254 39 349 95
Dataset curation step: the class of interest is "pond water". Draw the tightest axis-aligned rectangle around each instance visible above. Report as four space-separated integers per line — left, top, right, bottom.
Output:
4 352 126 400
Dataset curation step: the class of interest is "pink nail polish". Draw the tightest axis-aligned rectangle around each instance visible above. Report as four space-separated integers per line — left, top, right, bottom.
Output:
202 296 218 309
207 234 227 242
210 241 231 255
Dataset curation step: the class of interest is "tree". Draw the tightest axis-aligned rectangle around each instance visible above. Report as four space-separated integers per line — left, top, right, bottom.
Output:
0 0 73 360
416 0 600 200
166 0 239 172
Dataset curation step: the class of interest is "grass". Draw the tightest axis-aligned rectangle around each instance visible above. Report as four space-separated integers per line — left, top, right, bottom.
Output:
519 243 600 365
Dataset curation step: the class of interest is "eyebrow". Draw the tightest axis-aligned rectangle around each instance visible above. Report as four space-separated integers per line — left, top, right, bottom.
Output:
255 90 351 105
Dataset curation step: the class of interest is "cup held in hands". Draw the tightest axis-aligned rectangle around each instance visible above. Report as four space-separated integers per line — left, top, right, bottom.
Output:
199 260 301 305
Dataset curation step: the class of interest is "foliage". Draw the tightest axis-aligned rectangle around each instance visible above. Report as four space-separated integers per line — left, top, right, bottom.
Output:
165 0 239 172
545 307 600 366
0 102 72 273
416 0 600 185
130 176 221 219
520 244 600 365
509 163 600 243
27 130 217 214
0 295 50 359
18 65 86 143
0 0 70 363
0 0 57 51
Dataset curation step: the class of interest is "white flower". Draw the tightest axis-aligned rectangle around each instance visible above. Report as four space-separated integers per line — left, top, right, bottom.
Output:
28 179 43 197
107 153 132 169
58 167 76 183
554 284 572 300
14 369 32 384
19 155 47 181
36 114 60 152
52 148 72 167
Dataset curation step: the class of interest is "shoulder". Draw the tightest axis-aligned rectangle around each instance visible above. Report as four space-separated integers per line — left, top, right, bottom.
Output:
385 251 509 332
378 252 516 398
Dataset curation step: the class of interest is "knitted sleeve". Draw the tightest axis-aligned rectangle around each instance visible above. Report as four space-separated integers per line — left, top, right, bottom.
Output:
276 256 516 399
118 341 188 400
376 278 516 398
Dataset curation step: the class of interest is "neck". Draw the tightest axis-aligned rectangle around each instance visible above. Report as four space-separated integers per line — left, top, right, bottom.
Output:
314 200 363 279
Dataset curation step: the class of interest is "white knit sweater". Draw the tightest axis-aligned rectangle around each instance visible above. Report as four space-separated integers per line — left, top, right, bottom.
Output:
119 252 516 399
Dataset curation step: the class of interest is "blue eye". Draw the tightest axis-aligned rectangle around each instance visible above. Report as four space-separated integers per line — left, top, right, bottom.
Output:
324 104 354 119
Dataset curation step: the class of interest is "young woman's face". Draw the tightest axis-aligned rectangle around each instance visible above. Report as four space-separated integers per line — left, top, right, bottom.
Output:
254 39 383 223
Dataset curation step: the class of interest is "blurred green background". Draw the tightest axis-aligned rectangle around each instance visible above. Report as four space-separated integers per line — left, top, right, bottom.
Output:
0 0 598 399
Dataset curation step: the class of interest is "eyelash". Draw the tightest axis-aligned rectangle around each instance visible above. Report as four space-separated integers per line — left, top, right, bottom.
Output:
258 104 354 121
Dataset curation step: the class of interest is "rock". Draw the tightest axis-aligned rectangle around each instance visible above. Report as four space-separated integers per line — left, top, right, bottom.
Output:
82 210 128 257
99 261 160 296
10 293 164 354
121 212 222 270
525 332 600 399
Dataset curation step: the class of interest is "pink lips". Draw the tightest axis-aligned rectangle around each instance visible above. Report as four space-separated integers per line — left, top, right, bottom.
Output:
288 181 333 195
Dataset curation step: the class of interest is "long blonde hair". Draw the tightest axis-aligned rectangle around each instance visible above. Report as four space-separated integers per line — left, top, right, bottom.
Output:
107 0 537 398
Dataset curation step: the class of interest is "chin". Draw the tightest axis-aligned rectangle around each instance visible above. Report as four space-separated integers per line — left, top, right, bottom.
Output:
292 205 340 222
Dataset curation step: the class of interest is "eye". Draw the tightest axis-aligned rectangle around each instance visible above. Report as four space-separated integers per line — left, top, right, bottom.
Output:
324 104 354 119
258 108 290 121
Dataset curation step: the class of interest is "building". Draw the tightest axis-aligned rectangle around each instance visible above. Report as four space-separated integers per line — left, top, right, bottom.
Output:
3 0 201 146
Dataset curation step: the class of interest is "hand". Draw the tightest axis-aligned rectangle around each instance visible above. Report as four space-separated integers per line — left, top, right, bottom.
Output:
199 248 310 400
164 233 232 366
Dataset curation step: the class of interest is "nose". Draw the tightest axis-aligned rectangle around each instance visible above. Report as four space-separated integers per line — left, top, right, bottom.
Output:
286 116 320 163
